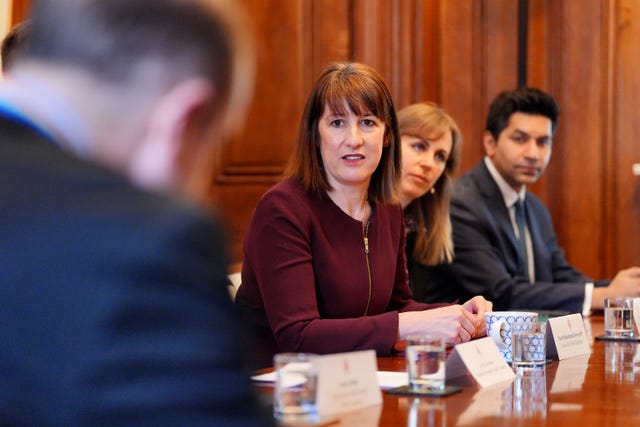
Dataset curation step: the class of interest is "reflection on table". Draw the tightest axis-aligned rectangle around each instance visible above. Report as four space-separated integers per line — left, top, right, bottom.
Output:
604 340 640 384
257 314 640 426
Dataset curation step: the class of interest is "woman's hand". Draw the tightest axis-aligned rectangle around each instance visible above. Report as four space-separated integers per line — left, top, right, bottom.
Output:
461 296 492 338
398 305 478 346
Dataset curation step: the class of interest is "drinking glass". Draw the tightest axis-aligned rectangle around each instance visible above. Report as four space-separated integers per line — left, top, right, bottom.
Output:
512 321 547 374
406 335 446 391
273 353 318 421
604 297 634 338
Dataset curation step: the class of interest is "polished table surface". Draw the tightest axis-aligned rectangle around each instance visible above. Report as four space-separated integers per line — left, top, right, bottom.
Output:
257 314 640 426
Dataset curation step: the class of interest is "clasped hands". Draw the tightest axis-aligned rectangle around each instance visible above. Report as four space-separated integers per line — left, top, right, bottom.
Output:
397 296 493 349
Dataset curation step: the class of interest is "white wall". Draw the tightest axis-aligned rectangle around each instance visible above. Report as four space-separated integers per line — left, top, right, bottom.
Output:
0 0 11 71
0 0 10 36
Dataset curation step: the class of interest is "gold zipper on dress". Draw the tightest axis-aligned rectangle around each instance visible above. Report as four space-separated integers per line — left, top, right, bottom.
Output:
362 220 372 316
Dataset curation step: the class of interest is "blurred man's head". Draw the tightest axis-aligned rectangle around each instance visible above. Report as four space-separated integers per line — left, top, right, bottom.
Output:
17 0 254 199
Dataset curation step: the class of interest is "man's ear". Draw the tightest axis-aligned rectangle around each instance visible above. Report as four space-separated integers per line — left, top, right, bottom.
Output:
482 130 497 157
128 78 216 195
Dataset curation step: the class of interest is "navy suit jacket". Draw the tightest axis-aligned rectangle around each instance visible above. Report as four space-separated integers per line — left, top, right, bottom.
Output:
419 160 605 312
0 115 271 426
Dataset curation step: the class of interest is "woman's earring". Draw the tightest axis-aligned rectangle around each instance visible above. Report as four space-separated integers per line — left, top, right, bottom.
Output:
430 187 436 195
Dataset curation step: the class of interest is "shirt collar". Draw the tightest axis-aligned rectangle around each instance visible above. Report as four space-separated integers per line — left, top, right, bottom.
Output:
0 71 94 158
484 156 526 208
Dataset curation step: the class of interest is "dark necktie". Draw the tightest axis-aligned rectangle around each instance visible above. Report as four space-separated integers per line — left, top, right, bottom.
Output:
514 199 530 281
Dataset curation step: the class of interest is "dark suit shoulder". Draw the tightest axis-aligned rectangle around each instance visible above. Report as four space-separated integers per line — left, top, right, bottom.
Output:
452 162 489 198
0 121 271 426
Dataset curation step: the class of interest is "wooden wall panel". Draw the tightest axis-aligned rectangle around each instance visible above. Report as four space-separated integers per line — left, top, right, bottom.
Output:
415 0 441 104
482 0 519 100
437 0 522 172
611 0 640 270
525 0 562 226
309 0 352 84
352 0 395 87
388 0 420 107
438 0 486 172
552 1 607 277
10 0 30 24
527 0 557 91
352 0 439 109
220 0 307 178
211 0 313 260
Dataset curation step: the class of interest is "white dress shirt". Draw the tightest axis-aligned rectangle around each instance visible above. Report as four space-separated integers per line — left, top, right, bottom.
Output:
484 157 535 281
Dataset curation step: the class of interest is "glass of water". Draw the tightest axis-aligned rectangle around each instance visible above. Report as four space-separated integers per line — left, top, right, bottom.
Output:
406 335 446 391
273 353 318 422
512 321 547 374
604 297 635 339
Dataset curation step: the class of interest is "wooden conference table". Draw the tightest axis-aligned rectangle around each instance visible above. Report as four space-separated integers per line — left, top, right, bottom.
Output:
257 313 640 426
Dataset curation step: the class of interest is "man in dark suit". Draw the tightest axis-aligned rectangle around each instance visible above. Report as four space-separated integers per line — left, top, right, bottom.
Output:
0 0 271 425
445 87 640 313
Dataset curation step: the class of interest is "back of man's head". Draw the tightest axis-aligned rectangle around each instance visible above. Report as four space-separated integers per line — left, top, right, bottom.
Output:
14 0 254 198
25 0 253 134
486 87 560 141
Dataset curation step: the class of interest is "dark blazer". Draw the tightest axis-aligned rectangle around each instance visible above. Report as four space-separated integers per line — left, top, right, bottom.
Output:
405 231 460 304
0 115 271 426
422 160 602 313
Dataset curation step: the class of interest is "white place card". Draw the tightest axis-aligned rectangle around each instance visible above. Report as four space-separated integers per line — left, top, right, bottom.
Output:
547 313 592 360
314 349 382 416
445 337 515 388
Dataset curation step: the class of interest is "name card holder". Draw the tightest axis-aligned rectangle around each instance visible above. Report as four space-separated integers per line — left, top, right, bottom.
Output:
547 313 592 360
445 337 515 388
315 350 381 416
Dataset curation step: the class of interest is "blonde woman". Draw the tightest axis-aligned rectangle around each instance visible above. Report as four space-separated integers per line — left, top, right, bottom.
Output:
398 102 462 302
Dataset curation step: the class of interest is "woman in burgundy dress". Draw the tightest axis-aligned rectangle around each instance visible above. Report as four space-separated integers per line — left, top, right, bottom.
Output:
235 62 491 367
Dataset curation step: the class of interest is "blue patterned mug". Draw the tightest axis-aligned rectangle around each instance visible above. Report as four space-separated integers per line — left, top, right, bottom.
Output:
484 311 538 363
